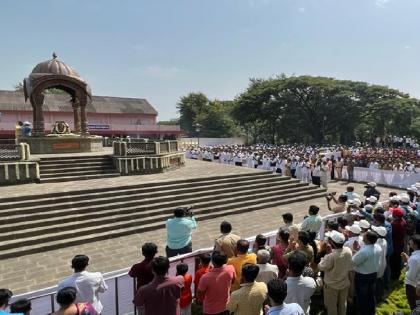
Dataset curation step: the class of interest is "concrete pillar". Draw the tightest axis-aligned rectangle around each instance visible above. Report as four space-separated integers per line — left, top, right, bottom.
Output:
80 105 89 135
72 98 81 133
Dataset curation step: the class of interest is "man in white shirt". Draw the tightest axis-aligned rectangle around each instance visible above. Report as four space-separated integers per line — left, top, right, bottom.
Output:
371 225 388 302
256 249 279 284
284 251 316 314
402 234 420 311
58 255 108 314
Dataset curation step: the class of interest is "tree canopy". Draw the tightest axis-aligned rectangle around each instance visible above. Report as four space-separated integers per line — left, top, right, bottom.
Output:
177 92 239 137
231 75 419 144
174 76 420 143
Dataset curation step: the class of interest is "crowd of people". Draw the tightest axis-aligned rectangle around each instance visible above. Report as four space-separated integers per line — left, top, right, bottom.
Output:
3 181 420 315
185 143 420 174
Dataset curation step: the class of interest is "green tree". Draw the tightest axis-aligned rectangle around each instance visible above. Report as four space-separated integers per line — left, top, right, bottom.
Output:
176 92 209 135
14 82 24 92
177 93 240 137
195 100 240 137
14 82 66 94
157 118 180 125
233 75 419 144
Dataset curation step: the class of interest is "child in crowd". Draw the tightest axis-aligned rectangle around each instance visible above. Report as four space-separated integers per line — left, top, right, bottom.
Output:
194 253 211 302
176 263 193 315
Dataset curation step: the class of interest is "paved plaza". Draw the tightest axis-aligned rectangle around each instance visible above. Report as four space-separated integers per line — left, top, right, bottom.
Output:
0 157 262 198
0 160 402 294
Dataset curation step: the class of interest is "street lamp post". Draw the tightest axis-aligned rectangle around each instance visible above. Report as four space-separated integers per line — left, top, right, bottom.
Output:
195 123 202 147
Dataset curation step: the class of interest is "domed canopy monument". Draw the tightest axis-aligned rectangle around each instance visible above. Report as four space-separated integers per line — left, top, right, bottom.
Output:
21 53 103 153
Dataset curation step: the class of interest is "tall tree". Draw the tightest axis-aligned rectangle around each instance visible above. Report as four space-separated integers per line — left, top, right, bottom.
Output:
233 75 419 144
176 92 209 135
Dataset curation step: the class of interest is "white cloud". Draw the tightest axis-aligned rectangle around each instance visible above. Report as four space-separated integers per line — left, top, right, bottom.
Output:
404 45 412 49
374 0 390 8
298 7 306 13
139 66 181 79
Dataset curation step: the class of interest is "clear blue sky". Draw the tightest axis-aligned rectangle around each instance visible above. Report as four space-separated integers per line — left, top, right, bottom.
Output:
0 0 419 120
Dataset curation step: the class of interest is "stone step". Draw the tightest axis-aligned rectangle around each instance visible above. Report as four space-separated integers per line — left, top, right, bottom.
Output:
1 186 317 239
0 175 297 214
40 165 115 175
0 188 325 253
39 173 120 183
40 168 117 178
0 172 273 204
39 155 112 162
0 189 327 259
40 161 113 170
1 182 312 228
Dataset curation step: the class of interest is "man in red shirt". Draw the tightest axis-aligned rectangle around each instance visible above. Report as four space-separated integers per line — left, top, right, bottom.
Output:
176 263 193 315
390 208 407 280
129 243 158 290
197 251 236 315
194 253 211 301
134 256 184 315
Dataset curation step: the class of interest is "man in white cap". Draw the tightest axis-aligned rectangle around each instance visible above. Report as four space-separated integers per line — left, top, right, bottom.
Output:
400 194 414 217
358 219 371 232
318 230 353 315
352 231 382 315
371 226 388 301
372 212 393 288
344 224 363 251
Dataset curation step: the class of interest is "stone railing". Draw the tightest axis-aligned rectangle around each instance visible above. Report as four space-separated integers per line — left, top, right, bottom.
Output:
113 140 179 156
0 143 31 161
0 143 39 184
114 153 186 175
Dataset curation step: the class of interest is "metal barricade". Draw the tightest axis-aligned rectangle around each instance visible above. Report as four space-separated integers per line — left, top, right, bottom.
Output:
12 213 340 314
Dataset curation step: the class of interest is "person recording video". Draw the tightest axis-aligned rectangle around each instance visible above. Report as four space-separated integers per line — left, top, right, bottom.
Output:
166 206 197 257
326 192 348 213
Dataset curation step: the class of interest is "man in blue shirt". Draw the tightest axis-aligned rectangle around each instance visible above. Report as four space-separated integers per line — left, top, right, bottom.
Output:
166 207 197 257
0 289 24 315
265 279 304 315
352 231 382 315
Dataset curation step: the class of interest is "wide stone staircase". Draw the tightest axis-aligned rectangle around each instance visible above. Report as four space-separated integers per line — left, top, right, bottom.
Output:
0 172 326 259
39 155 120 183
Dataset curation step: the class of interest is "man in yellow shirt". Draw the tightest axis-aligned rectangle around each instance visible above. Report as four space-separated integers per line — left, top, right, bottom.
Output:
227 239 257 291
226 264 267 315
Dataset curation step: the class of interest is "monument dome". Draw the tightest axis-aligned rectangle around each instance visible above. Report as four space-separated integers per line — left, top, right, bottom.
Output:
30 53 83 80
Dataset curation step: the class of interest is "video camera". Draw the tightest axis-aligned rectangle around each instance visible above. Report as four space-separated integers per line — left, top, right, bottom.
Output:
174 205 194 217
325 192 337 200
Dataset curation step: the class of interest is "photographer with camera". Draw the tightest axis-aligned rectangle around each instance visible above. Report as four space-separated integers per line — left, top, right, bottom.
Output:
166 206 197 258
326 192 348 213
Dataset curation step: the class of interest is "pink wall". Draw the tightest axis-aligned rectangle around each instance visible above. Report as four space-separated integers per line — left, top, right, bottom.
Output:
0 110 179 136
